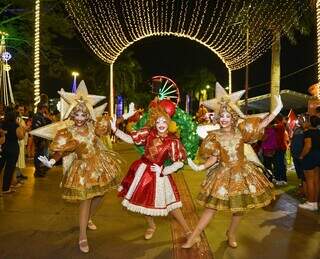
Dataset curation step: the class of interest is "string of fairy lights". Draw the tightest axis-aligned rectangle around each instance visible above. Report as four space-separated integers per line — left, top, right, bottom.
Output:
65 0 307 71
34 0 41 110
317 0 320 99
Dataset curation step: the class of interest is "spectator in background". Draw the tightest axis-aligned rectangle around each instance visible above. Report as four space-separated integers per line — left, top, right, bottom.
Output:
26 111 34 158
15 105 29 181
0 107 26 194
32 103 51 177
290 115 307 196
298 116 320 211
261 122 277 175
274 114 289 186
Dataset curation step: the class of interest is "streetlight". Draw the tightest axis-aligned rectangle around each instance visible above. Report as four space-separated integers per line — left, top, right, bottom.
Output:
71 71 79 93
206 85 210 89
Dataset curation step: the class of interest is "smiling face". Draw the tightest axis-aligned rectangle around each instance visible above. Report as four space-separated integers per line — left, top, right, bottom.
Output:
73 110 88 127
156 116 169 134
219 111 232 128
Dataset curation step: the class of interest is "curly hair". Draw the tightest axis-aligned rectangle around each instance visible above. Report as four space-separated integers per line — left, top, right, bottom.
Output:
69 102 91 121
146 106 171 128
216 103 239 127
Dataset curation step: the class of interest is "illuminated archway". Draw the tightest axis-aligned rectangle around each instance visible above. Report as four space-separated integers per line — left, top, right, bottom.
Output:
66 0 305 116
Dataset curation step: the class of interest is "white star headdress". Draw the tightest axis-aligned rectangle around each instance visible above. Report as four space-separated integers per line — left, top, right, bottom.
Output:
30 80 107 140
201 82 246 118
59 80 106 120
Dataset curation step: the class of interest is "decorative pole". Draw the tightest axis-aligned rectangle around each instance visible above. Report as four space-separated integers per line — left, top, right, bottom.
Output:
71 71 79 93
0 31 15 106
317 0 320 99
110 63 114 117
34 0 41 111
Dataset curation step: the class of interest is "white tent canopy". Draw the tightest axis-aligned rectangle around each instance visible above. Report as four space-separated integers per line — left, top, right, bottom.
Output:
238 90 312 112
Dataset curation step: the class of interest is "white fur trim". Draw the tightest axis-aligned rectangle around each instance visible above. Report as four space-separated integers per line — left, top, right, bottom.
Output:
155 174 178 208
122 199 182 216
124 163 147 200
155 173 165 208
164 177 177 204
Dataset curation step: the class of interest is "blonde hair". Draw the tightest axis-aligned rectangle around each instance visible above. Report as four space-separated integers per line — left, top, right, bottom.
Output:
217 103 239 127
69 103 91 121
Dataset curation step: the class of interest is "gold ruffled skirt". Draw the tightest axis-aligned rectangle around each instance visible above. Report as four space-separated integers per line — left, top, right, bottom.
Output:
61 149 122 201
197 161 275 212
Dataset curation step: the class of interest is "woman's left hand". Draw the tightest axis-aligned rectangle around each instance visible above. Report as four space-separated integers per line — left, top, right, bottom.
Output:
150 164 162 175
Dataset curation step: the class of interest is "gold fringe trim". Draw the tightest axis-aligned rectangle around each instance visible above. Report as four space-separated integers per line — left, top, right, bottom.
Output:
62 179 118 202
197 189 275 212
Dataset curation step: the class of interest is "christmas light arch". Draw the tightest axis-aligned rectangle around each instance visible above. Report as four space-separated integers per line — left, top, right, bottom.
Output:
65 0 307 116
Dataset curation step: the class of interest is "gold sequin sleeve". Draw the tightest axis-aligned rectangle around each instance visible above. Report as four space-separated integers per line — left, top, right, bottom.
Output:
50 128 78 153
199 132 221 159
95 115 111 137
238 117 264 143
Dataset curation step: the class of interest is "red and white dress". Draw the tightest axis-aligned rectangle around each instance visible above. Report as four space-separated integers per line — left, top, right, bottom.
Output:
118 127 187 216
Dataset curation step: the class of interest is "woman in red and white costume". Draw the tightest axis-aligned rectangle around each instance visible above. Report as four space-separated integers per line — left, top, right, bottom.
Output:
111 102 191 240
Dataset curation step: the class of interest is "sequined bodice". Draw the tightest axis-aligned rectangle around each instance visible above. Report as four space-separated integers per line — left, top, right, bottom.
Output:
215 130 245 163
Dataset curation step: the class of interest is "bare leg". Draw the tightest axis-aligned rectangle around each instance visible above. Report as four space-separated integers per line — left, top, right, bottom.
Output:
79 199 92 252
87 195 104 230
304 170 316 202
144 216 156 240
314 167 320 203
182 208 217 248
89 195 104 218
226 212 243 247
170 208 190 234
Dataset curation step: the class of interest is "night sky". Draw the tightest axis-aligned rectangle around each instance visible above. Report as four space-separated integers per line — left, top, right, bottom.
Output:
47 16 317 102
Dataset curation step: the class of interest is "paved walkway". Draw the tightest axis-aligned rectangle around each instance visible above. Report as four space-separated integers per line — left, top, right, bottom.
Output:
0 143 319 259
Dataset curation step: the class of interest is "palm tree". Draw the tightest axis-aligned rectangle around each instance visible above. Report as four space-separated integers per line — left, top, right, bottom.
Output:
269 0 313 110
113 51 144 105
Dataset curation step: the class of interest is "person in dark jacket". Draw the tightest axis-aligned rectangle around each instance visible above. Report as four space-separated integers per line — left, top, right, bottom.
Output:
32 103 51 177
290 115 307 195
0 107 26 193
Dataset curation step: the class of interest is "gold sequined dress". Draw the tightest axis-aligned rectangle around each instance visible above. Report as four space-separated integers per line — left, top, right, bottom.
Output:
50 117 122 201
198 117 275 212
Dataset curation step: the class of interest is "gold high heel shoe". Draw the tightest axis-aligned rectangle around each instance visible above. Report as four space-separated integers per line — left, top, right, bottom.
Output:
79 239 89 253
144 226 156 240
226 231 238 248
181 235 201 249
87 219 97 230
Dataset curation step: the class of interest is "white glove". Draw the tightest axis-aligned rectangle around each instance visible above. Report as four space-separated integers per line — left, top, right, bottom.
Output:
114 129 134 144
110 117 117 132
38 156 56 168
150 163 163 175
187 158 205 172
162 161 184 176
272 95 283 116
122 102 135 120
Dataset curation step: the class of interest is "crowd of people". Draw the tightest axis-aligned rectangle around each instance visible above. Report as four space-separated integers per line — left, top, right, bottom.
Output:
0 100 58 194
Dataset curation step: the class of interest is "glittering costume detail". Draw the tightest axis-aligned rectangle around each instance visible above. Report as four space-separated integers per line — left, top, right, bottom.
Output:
118 128 186 216
198 117 274 212
51 117 122 201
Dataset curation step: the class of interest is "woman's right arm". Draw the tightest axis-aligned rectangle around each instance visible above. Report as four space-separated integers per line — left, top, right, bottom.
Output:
299 137 311 159
188 155 218 172
110 118 134 144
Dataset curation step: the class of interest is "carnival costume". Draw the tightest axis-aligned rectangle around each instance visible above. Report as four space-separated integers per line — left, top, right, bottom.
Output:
115 98 199 216
31 81 122 201
194 84 276 212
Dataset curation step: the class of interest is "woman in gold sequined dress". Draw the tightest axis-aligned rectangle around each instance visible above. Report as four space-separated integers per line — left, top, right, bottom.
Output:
36 83 122 253
182 93 283 249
